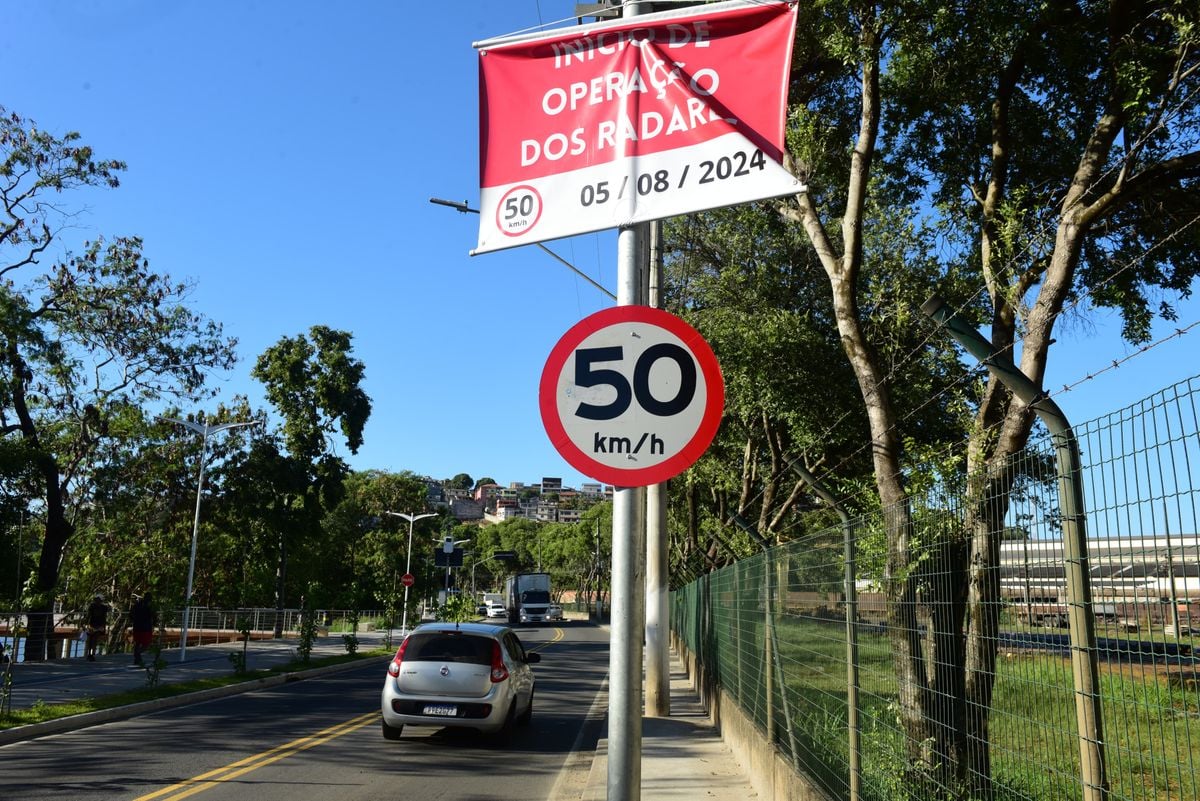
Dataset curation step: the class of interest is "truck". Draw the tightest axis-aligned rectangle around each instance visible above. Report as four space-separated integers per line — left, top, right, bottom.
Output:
505 572 552 625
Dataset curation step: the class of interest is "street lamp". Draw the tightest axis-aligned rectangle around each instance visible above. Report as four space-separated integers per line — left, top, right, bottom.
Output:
471 555 488 598
437 534 471 597
386 511 436 636
429 197 616 300
163 417 259 662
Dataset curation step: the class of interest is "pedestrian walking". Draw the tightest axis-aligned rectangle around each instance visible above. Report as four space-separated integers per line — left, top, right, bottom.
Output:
130 593 155 666
85 594 109 662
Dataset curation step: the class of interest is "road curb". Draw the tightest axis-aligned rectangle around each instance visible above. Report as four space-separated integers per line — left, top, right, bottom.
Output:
581 736 609 801
0 658 372 747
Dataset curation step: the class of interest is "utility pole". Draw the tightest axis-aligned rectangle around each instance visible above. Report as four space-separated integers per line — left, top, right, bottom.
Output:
607 7 650 799
645 218 671 717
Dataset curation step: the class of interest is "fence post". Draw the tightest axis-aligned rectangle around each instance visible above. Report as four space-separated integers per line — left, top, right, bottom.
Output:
789 460 862 801
923 296 1108 801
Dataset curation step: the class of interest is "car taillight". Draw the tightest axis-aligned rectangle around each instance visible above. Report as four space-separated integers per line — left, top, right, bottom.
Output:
490 641 509 683
387 638 410 677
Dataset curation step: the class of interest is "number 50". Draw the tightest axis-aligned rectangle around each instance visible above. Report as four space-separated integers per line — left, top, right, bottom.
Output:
574 344 697 421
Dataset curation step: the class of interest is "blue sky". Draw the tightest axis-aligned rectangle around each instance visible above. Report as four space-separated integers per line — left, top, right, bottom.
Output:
3 1 1196 490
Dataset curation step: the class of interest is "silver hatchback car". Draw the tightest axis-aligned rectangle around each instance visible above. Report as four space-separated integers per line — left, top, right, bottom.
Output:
380 622 539 740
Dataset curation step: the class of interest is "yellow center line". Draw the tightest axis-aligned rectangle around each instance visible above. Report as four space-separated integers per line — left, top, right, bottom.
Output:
132 711 377 801
528 626 566 652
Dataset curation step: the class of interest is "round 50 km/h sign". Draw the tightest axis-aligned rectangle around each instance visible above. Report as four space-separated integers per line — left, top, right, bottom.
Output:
540 306 724 487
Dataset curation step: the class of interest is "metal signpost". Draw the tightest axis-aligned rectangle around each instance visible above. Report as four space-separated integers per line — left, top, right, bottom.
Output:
475 3 798 797
539 305 724 798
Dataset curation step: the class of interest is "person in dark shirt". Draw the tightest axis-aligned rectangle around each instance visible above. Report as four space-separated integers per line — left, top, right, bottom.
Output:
85 595 108 662
130 593 155 666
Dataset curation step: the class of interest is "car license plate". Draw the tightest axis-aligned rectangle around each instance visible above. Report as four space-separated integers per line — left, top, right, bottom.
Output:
423 704 457 717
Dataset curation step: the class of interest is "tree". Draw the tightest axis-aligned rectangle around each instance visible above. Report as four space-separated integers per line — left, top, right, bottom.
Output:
663 194 966 572
320 469 433 616
0 107 237 658
447 473 473 491
250 326 370 632
767 2 1199 794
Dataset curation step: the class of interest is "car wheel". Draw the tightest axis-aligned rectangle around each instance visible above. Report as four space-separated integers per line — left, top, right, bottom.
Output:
497 699 518 737
382 719 404 740
516 689 534 726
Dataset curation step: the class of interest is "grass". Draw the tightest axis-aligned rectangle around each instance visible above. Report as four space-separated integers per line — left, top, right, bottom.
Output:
0 646 392 731
690 612 1200 801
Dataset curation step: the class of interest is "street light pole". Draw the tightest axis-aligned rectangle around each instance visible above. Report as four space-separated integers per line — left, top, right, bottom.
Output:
163 417 258 662
471 556 492 598
386 511 435 636
439 535 471 598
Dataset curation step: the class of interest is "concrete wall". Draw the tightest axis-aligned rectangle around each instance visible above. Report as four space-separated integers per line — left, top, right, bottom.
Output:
673 633 836 801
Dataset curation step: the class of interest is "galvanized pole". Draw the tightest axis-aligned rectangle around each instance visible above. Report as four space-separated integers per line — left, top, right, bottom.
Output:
610 217 648 801
922 296 1108 801
645 480 669 716
180 428 209 664
608 2 651 793
1163 501 1181 634
163 417 258 663
645 218 671 717
386 511 436 636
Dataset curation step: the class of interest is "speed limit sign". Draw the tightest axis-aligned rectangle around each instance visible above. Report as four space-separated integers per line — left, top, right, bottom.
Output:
539 306 724 487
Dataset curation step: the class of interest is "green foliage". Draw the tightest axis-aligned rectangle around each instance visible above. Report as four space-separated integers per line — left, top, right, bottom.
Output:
667 3 1199 791
317 470 435 611
297 599 318 665
341 610 360 655
252 326 371 459
142 637 167 688
243 327 372 614
437 593 476 623
227 616 252 675
0 107 236 653
446 473 473 490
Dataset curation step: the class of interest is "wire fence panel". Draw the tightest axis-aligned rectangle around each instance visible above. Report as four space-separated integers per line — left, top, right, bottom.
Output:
672 375 1200 801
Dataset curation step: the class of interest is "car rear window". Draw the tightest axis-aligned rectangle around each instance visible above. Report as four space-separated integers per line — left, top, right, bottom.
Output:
404 632 494 664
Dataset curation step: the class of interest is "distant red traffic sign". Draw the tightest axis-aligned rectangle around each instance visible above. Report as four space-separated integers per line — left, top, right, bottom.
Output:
400 573 415 588
540 306 724 487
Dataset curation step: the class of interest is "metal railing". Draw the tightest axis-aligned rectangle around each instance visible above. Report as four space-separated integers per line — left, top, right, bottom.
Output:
672 374 1200 801
0 608 388 663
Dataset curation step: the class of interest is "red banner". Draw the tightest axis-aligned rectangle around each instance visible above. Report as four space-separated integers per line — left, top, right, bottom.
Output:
475 0 800 254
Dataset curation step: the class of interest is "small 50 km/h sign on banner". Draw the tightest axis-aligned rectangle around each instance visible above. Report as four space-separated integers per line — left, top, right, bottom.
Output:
540 306 724 487
474 0 800 254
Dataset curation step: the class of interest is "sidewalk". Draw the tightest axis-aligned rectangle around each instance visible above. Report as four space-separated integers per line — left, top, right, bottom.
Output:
582 652 758 801
3 629 758 801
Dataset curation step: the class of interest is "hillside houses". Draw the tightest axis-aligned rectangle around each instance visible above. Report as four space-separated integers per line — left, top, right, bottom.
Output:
424 476 613 523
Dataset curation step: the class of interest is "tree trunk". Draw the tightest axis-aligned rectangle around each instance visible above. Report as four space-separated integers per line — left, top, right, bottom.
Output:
961 483 1009 801
25 489 72 662
7 339 73 662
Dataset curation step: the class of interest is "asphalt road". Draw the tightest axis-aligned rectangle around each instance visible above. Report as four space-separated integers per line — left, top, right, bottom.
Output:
4 622 610 801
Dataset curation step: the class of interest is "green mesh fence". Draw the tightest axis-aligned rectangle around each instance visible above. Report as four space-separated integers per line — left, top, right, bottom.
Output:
672 375 1200 801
